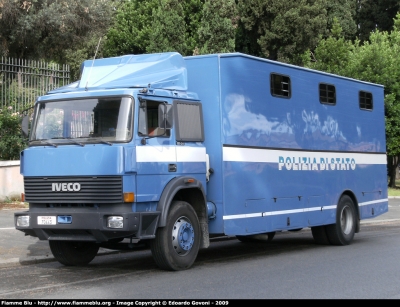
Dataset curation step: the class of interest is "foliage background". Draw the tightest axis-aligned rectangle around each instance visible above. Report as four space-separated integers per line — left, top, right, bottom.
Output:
0 106 25 160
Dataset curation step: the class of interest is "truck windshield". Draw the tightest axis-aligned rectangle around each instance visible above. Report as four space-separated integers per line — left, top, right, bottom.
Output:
30 97 133 144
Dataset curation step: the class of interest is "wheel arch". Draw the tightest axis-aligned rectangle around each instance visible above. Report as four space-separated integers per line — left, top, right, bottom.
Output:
157 176 209 248
339 190 360 233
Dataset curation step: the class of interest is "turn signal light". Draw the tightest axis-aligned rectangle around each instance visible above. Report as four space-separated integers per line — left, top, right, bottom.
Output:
123 192 134 203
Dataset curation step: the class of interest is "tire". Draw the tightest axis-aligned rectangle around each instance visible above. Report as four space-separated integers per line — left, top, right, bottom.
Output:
326 195 356 245
49 241 99 266
150 201 201 271
236 232 275 242
311 226 331 245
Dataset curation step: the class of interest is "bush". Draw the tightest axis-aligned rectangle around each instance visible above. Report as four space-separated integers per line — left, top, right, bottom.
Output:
0 106 26 160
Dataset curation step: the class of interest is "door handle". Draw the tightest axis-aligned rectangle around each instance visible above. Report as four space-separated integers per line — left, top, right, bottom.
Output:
169 164 177 172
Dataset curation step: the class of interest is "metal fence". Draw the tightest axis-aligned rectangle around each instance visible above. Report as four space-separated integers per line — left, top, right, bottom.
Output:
0 57 70 113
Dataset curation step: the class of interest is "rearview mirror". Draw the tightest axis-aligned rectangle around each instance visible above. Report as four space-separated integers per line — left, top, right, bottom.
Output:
158 104 173 129
21 115 29 138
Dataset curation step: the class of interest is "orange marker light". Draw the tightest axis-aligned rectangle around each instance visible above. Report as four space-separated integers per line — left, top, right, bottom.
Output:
123 192 135 203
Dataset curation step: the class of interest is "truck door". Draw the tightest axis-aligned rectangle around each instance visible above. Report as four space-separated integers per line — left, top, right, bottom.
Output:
136 98 176 204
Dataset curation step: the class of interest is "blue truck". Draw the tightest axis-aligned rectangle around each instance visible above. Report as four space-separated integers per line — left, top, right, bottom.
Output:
14 52 388 270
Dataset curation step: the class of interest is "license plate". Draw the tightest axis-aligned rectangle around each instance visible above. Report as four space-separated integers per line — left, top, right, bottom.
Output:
37 216 56 225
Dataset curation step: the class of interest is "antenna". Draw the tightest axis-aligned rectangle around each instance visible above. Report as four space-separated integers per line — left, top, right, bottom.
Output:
85 37 102 91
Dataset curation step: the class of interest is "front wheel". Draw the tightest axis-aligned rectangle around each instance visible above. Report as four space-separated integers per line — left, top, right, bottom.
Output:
326 195 357 245
49 241 99 266
150 201 201 271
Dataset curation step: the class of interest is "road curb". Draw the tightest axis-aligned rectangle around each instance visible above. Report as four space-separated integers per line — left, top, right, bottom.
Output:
360 218 400 225
0 257 54 268
0 255 62 268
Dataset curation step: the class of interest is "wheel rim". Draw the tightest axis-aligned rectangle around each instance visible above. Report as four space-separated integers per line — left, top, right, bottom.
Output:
340 205 353 235
172 216 195 256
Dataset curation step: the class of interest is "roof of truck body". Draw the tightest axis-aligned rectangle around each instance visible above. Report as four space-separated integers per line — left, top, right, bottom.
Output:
48 52 188 94
47 51 383 95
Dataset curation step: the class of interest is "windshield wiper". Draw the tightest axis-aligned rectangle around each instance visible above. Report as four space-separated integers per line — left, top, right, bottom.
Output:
50 137 85 147
75 136 113 146
100 140 113 145
31 139 58 147
91 138 113 146
43 140 57 147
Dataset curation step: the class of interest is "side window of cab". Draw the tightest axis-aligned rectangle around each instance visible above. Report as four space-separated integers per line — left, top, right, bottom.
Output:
138 99 171 137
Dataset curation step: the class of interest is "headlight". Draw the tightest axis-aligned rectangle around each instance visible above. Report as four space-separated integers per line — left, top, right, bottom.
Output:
16 215 30 227
107 216 123 229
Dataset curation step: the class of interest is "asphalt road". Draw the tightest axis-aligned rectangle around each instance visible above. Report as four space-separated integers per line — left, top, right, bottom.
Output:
1 217 400 299
0 198 399 268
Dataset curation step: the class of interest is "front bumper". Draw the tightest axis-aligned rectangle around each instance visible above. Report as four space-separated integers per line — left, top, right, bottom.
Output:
14 211 160 243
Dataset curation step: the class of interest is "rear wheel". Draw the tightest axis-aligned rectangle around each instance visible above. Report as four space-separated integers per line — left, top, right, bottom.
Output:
150 201 200 271
326 195 356 245
49 241 99 266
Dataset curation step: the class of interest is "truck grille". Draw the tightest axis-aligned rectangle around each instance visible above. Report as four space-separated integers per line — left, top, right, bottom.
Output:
24 176 123 203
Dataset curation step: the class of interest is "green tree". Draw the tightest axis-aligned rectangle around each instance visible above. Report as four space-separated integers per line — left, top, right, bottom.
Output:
182 0 205 55
196 0 237 54
0 106 25 161
0 0 114 63
326 0 357 40
385 92 400 186
236 0 327 64
103 0 205 57
147 0 186 54
356 0 400 42
304 17 354 74
103 0 158 57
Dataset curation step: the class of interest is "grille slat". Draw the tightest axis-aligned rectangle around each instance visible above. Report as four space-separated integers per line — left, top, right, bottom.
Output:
24 176 123 203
